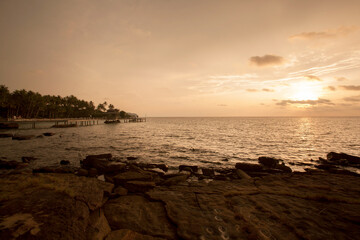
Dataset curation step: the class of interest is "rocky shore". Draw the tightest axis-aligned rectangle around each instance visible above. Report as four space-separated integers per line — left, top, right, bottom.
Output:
0 153 360 239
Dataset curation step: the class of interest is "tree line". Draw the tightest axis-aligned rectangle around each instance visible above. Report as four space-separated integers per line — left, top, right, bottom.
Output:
0 85 133 119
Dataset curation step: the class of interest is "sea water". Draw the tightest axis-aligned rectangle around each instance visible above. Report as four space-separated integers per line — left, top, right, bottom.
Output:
1 117 359 172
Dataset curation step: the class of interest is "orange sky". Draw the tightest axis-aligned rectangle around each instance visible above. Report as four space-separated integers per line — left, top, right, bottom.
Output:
1 0 360 116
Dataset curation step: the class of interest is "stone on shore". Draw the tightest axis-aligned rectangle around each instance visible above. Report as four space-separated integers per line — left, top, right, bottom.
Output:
258 156 280 168
43 132 56 136
179 165 198 173
12 134 36 140
327 152 360 165
22 156 37 163
124 181 156 192
235 162 263 172
60 160 70 165
0 133 13 138
104 195 176 239
161 174 188 186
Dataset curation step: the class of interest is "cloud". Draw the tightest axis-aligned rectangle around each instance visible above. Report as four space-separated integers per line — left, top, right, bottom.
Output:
340 85 360 91
305 75 322 81
276 98 334 106
289 26 357 40
217 104 228 107
324 86 336 91
249 54 285 67
262 88 275 92
335 77 348 81
343 95 360 102
246 89 258 92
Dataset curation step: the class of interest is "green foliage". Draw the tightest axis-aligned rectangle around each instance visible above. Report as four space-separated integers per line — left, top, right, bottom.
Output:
0 84 132 119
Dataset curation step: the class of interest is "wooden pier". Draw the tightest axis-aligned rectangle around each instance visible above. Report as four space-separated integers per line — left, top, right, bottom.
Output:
0 117 146 129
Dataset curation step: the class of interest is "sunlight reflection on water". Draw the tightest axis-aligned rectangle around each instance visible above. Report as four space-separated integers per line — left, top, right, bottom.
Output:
0 117 359 171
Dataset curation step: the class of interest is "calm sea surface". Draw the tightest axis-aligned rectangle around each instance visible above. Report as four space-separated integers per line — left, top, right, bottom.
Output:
1 117 359 172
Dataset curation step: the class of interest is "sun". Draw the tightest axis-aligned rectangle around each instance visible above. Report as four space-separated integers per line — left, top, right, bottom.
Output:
290 81 321 101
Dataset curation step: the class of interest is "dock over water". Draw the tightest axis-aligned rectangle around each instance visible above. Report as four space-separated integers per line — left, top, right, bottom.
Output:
0 117 146 129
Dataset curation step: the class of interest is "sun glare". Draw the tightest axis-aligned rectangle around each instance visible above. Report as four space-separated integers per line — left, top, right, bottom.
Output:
290 81 321 101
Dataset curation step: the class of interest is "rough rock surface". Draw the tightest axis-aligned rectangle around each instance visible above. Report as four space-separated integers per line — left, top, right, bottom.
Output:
104 195 176 239
148 172 360 240
0 173 113 239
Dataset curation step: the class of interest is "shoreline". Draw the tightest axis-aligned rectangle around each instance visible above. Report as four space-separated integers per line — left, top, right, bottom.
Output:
1 153 360 239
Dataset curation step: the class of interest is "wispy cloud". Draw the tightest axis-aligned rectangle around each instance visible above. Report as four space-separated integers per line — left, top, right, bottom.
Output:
209 74 258 80
343 95 360 102
340 85 360 91
305 75 322 81
324 86 336 91
335 77 348 81
249 54 285 67
289 26 357 40
276 98 334 106
262 88 275 92
246 89 258 92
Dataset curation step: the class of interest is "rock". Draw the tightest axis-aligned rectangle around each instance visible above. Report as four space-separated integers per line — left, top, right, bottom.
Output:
138 163 169 172
235 169 251 179
112 186 128 197
82 154 125 175
201 168 215 176
222 158 229 162
88 168 98 177
161 174 188 186
77 169 88 176
258 157 280 168
106 229 166 240
235 163 263 172
179 165 198 173
124 181 156 192
0 160 25 169
315 164 338 170
43 132 56 136
0 122 19 129
113 170 155 186
33 167 75 174
327 152 360 165
104 195 176 239
36 135 44 138
21 156 37 163
87 208 111 240
60 160 70 165
0 173 113 239
0 133 13 138
275 164 292 173
12 134 36 140
127 156 138 161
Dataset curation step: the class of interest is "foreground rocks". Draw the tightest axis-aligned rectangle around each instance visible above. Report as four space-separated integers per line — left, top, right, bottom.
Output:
1 152 360 239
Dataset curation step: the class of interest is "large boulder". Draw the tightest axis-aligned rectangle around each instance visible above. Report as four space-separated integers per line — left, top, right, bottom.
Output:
82 154 127 174
258 157 280 168
327 152 360 165
104 195 176 239
86 208 111 240
0 173 113 239
235 163 263 172
113 170 155 186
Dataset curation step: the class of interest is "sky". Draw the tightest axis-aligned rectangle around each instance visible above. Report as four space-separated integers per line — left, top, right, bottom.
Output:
1 0 360 117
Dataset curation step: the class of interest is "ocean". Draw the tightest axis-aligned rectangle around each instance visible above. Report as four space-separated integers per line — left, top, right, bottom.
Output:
1 117 359 172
